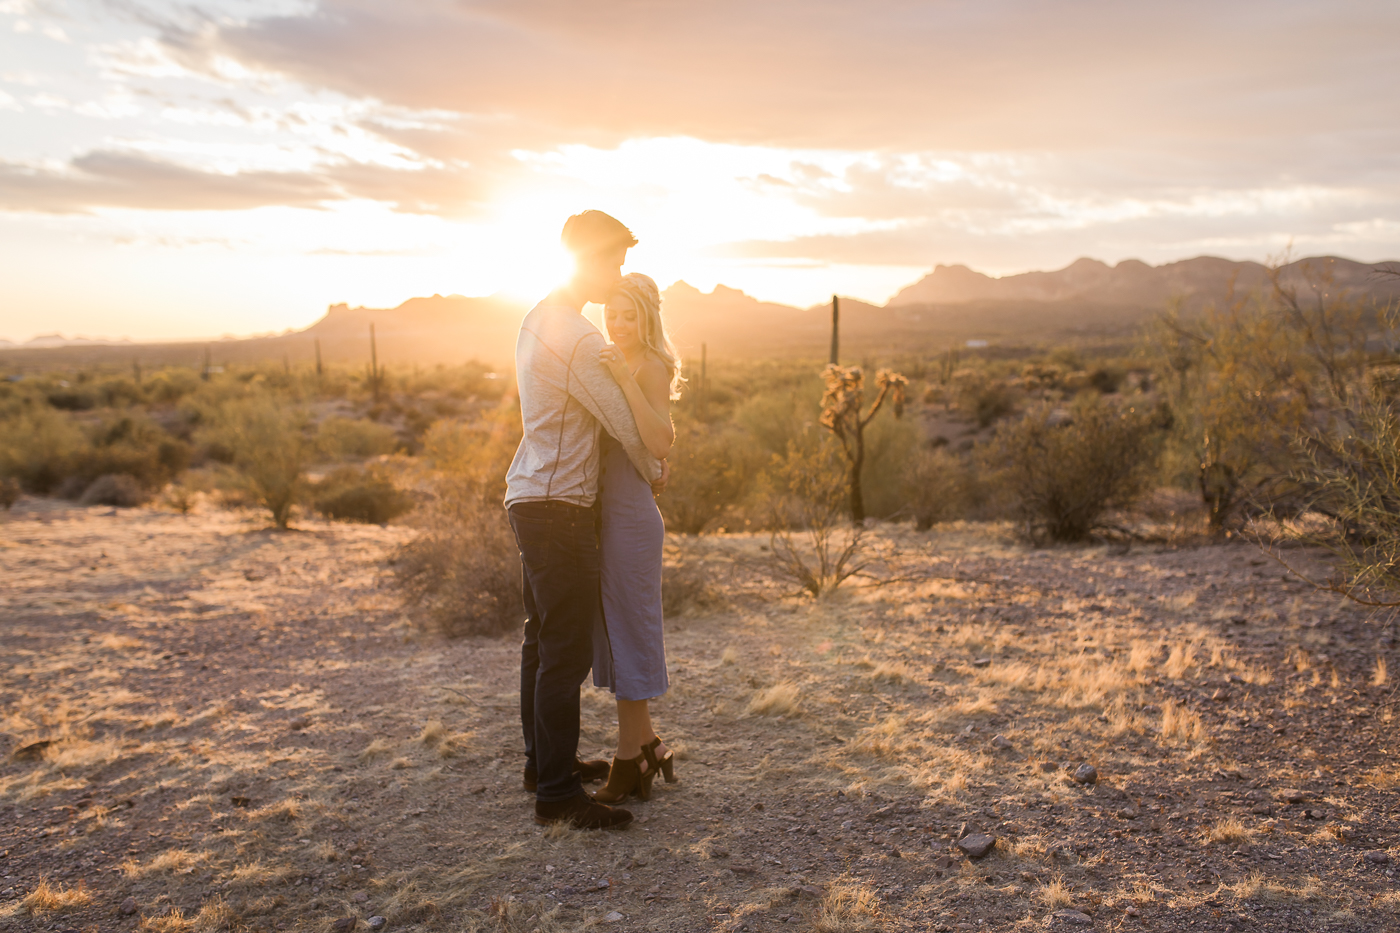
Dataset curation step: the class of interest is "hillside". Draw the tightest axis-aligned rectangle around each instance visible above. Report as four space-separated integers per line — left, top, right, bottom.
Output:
4 255 1397 369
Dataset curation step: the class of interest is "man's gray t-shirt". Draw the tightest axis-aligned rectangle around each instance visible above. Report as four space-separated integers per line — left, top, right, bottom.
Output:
504 302 662 507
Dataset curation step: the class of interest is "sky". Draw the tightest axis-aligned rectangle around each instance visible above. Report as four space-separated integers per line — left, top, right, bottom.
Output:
2 0 1399 343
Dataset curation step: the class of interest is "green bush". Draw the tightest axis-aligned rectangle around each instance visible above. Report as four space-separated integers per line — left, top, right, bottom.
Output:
954 371 1019 428
658 421 754 534
312 466 414 524
904 447 986 529
984 394 1163 543
317 416 400 459
0 476 19 510
197 396 313 528
0 406 88 493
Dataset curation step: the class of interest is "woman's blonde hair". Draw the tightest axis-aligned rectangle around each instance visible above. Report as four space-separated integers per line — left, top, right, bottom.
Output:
607 273 685 399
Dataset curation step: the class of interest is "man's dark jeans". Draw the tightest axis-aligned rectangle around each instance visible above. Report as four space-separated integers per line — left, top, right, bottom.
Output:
509 500 601 803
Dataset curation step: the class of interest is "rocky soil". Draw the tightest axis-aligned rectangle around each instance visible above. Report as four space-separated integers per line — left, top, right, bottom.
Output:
1 499 1397 932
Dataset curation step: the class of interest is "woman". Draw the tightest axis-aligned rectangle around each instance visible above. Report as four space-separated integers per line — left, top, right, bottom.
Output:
591 272 682 802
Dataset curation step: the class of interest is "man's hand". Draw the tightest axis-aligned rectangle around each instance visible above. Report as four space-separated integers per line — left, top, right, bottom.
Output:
651 459 670 497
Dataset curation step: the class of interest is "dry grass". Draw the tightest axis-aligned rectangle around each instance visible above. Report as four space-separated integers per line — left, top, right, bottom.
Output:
1203 817 1255 845
418 719 447 747
746 681 802 717
1373 656 1389 687
814 877 882 932
1037 876 1075 908
19 878 93 914
359 737 395 760
1161 699 1205 743
1163 642 1197 679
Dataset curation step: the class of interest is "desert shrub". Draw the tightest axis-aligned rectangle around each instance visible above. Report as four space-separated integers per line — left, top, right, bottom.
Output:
904 447 985 529
197 396 313 529
0 476 20 509
954 370 1019 428
0 406 88 493
394 480 520 637
394 412 523 636
856 406 922 520
1283 389 1400 604
78 473 150 508
317 416 400 459
984 393 1163 543
312 466 414 524
657 420 754 534
662 557 725 616
161 482 197 515
764 431 867 596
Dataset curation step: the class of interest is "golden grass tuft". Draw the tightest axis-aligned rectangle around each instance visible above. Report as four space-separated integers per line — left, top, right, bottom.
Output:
137 908 194 932
1037 876 1074 908
417 720 447 747
359 738 395 761
1203 817 1255 845
870 660 912 684
96 633 145 651
1163 642 1196 679
721 646 739 665
746 681 801 717
123 847 210 878
1161 699 1204 743
814 877 882 932
20 878 93 914
245 798 302 824
1373 656 1389 687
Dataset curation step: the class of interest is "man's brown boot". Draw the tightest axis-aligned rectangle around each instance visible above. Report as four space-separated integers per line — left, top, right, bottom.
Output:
534 791 633 830
523 757 610 793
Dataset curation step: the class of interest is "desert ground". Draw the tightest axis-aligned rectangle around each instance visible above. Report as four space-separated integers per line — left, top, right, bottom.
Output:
1 499 1397 933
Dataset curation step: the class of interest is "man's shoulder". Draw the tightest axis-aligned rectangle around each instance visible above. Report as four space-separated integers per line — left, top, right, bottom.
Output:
522 303 602 352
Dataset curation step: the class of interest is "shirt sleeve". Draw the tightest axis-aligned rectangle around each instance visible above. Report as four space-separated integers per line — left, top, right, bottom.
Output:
563 330 664 482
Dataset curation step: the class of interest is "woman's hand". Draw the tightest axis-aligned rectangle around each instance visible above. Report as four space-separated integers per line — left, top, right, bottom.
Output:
599 344 632 384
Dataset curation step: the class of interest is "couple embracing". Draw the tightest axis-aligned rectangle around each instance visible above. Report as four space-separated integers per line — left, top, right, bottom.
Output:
504 211 682 830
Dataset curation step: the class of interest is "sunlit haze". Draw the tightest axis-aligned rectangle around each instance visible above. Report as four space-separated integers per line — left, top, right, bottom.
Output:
2 0 1398 342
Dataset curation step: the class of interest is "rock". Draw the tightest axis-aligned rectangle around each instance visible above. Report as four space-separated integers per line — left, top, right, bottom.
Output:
957 833 996 859
991 734 1014 750
1363 850 1391 865
119 897 138 916
1306 809 1325 820
352 892 369 903
1250 803 1274 816
1278 788 1306 804
332 919 356 932
1049 909 1094 926
289 716 311 730
1038 761 1059 773
12 739 53 762
1124 907 1140 917
366 917 386 930
972 658 992 667
1072 763 1098 785
603 911 624 923
1115 808 1139 820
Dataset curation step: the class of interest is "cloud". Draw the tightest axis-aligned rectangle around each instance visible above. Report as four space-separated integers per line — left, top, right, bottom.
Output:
0 150 336 212
200 0 1400 155
0 149 495 215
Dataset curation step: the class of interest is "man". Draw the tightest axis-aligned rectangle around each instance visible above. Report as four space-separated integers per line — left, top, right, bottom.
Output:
504 210 665 830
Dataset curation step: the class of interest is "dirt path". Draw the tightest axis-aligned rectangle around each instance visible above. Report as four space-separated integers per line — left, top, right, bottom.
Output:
1 502 1397 933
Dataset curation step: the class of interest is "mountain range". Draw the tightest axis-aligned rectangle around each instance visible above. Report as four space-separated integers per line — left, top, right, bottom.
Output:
5 255 1397 368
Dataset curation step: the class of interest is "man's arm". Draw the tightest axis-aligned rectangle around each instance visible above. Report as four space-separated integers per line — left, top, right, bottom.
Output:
563 331 663 482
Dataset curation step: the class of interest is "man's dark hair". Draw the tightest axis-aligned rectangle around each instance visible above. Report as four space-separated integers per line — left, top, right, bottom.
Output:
561 210 638 257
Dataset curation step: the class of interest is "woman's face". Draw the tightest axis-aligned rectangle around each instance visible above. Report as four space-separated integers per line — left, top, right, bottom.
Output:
604 293 642 352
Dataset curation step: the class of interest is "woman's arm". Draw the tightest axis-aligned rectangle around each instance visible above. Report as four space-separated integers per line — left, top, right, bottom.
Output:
599 349 674 459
